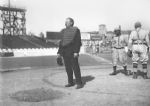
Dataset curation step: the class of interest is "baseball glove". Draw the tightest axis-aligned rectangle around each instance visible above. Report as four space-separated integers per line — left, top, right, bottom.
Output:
127 49 132 57
57 57 63 66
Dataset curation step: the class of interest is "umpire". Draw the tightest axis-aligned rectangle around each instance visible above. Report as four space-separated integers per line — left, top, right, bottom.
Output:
57 17 83 89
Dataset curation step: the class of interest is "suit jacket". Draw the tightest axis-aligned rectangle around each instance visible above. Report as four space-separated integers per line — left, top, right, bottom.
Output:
57 26 82 56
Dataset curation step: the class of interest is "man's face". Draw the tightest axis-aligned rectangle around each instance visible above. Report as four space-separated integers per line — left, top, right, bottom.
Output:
65 19 72 28
114 29 121 36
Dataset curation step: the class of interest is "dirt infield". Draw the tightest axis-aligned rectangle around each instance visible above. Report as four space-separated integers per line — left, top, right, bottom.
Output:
1 54 150 106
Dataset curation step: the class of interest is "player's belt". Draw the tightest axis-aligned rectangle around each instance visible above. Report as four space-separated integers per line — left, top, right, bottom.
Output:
133 43 145 45
114 47 124 49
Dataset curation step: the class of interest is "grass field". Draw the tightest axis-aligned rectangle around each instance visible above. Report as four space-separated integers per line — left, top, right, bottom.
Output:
1 53 150 70
0 54 105 70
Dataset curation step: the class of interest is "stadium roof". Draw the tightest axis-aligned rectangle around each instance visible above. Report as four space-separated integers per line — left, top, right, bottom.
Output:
0 6 26 12
46 32 62 40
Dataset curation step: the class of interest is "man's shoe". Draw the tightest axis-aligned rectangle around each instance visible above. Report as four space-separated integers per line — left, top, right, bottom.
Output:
76 84 83 89
123 66 128 75
143 73 148 79
128 70 133 75
122 70 127 75
124 70 131 76
109 71 117 75
65 83 75 87
133 72 138 79
125 71 129 76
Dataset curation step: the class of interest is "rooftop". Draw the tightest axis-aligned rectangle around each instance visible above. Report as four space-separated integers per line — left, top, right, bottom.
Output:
0 6 26 12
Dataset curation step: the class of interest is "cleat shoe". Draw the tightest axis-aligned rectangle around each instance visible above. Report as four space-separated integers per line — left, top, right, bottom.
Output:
124 70 131 76
143 73 148 79
109 71 117 75
133 72 138 79
128 70 133 75
123 66 128 75
123 70 128 76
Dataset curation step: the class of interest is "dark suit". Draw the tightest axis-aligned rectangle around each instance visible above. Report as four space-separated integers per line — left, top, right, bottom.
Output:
57 26 82 85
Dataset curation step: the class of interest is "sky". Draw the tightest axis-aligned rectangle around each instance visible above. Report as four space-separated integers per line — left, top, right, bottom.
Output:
0 0 150 35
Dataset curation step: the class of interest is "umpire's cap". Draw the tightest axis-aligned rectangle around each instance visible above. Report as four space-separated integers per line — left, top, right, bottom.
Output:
134 21 142 29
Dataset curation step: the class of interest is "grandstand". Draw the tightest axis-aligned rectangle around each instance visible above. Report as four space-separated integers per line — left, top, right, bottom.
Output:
0 5 59 57
0 35 57 49
0 35 58 57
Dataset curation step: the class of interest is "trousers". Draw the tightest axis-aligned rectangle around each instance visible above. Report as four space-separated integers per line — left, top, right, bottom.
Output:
132 44 148 64
112 48 127 66
63 53 82 85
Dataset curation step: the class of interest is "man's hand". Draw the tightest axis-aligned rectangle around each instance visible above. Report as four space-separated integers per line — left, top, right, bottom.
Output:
57 53 61 58
74 53 79 58
147 47 149 52
127 49 132 57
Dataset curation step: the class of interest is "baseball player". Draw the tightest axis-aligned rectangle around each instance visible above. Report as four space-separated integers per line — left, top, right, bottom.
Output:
110 27 129 75
128 22 150 79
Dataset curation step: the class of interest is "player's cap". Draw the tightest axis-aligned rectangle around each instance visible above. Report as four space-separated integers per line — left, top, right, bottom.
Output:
114 27 120 33
134 21 141 29
114 27 120 30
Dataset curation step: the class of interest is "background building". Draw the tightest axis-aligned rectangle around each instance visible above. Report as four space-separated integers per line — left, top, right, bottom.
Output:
99 24 107 38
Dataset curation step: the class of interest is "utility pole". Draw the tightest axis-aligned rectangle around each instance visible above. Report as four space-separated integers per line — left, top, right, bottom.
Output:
1 0 26 36
8 0 11 35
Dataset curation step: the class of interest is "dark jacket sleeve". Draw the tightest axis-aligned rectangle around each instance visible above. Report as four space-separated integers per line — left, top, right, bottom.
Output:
73 29 82 53
57 41 63 55
57 30 64 55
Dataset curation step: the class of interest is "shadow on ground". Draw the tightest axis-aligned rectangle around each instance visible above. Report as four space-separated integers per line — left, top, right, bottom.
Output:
115 69 133 75
74 75 95 87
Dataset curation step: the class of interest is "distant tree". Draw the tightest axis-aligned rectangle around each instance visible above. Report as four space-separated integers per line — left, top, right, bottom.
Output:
39 32 44 39
28 31 35 36
39 32 45 42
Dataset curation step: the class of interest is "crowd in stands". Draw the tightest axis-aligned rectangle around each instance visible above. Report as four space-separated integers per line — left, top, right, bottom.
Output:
82 40 112 55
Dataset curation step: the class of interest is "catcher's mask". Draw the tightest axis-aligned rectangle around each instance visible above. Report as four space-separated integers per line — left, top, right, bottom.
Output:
114 29 121 36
